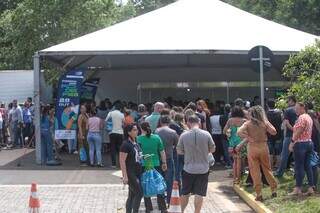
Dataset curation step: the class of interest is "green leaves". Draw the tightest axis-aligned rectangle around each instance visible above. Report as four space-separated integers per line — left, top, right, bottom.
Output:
223 0 320 35
276 41 320 111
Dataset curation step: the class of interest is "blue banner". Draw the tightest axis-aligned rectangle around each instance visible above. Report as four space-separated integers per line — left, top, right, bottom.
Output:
80 78 100 102
54 70 84 140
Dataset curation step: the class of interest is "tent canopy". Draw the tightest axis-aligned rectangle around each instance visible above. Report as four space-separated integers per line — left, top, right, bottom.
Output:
39 0 318 70
41 0 318 54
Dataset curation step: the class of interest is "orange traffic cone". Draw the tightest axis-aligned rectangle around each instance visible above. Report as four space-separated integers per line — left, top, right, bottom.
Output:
29 182 40 213
168 181 182 213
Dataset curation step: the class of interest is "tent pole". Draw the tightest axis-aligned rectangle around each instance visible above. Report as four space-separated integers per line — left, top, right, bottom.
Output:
33 53 42 164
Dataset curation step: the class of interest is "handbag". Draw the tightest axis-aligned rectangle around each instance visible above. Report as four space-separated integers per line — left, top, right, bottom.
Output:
141 169 167 197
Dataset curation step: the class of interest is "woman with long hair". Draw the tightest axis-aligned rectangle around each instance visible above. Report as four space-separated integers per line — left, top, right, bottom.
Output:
86 109 104 167
238 106 278 201
78 104 89 166
40 105 54 165
223 106 246 184
196 99 211 131
119 123 143 213
137 122 167 213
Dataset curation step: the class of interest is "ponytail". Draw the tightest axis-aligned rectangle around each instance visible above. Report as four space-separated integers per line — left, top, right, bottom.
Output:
141 121 152 138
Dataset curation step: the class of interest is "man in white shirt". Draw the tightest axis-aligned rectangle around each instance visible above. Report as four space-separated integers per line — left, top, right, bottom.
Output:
105 101 125 168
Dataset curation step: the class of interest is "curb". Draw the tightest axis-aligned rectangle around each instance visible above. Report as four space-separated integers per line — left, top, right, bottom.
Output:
233 184 273 213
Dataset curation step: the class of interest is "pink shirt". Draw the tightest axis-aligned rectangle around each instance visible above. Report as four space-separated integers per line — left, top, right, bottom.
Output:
293 113 313 142
88 117 101 132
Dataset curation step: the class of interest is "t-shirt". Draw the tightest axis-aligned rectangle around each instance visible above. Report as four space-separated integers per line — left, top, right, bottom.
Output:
169 121 184 136
137 134 164 167
120 140 142 176
284 106 297 137
145 112 161 133
267 109 283 141
293 113 313 142
106 110 124 135
195 112 205 126
155 126 179 160
88 117 101 132
96 108 109 120
23 108 32 124
210 115 222 135
177 128 215 174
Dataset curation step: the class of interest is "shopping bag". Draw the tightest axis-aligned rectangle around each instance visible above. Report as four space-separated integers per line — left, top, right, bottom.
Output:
79 147 87 162
105 116 113 133
141 169 167 197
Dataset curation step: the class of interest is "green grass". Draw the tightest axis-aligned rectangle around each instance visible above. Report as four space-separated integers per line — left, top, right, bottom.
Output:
242 172 320 213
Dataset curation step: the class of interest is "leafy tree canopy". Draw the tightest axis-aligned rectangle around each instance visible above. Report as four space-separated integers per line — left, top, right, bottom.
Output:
223 0 320 35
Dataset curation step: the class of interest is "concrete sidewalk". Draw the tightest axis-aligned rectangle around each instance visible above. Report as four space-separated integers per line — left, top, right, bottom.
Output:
0 183 252 213
0 149 252 212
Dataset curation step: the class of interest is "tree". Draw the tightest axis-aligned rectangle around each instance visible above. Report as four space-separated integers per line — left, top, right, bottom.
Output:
223 0 320 35
131 0 176 15
0 0 128 71
277 41 320 110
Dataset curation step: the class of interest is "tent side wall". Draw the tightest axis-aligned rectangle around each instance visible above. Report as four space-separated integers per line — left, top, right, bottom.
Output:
93 66 285 103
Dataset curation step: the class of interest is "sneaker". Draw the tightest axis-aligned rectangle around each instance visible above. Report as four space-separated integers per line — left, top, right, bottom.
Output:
97 164 104 168
225 165 232 169
73 151 78 155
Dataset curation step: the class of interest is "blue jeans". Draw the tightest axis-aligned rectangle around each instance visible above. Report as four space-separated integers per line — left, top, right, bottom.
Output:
13 121 23 147
68 138 77 154
268 139 282 155
175 154 184 182
41 129 53 164
293 141 314 187
276 137 291 176
87 132 102 165
222 136 232 166
165 158 174 203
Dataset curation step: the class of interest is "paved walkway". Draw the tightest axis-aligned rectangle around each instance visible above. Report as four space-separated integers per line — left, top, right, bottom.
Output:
0 150 252 212
0 183 251 213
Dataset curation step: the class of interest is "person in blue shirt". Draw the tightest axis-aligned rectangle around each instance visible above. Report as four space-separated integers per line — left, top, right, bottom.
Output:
22 102 33 146
40 106 54 165
145 102 164 133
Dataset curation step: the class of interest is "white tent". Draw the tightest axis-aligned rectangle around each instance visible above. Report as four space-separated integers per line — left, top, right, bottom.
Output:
38 0 318 103
33 0 318 163
42 0 317 54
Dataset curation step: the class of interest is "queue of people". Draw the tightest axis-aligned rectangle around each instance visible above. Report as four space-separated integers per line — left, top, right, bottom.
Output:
1 94 319 212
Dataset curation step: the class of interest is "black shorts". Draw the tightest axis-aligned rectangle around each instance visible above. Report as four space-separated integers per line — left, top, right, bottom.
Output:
181 170 209 196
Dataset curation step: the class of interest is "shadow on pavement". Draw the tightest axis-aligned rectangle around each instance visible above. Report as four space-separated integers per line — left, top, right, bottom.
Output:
0 149 116 171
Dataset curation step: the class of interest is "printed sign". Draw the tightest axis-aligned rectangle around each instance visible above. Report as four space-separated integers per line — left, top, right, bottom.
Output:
54 70 84 140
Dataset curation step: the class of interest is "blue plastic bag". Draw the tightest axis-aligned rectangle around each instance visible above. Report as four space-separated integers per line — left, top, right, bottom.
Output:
141 169 167 197
105 116 113 132
79 147 87 162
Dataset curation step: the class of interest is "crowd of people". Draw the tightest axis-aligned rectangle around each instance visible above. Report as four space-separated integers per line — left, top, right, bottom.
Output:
0 97 34 150
1 95 319 213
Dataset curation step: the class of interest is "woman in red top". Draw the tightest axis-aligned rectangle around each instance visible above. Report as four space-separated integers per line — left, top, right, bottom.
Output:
289 102 314 196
